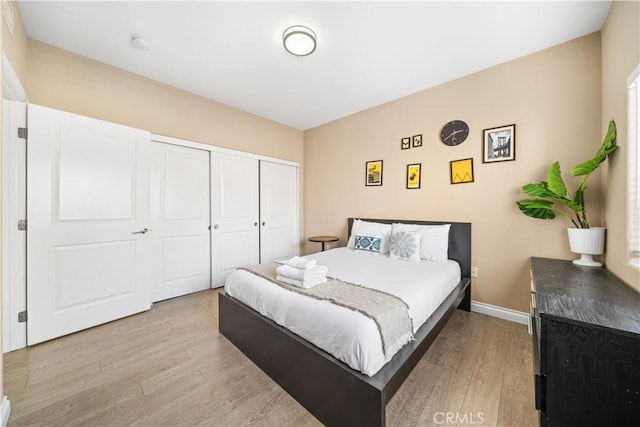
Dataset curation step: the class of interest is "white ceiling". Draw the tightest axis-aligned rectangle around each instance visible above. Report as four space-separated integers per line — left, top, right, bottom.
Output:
18 1 612 131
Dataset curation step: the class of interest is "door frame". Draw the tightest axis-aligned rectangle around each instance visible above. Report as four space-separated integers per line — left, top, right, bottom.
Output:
2 53 28 352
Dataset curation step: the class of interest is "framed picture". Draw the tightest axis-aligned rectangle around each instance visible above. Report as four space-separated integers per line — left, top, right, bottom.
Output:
365 160 383 186
483 124 516 163
412 134 423 148
450 158 474 184
406 163 421 189
401 137 411 150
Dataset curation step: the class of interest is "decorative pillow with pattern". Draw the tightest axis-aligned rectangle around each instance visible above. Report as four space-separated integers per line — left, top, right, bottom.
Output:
389 229 422 261
347 220 392 254
392 222 451 263
354 235 382 253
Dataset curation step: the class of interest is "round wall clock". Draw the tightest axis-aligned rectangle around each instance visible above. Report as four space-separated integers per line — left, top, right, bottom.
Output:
440 120 469 146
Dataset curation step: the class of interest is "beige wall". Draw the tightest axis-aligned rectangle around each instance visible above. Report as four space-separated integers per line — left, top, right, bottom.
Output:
27 40 303 163
1 1 28 86
304 34 603 312
0 1 3 403
601 0 640 291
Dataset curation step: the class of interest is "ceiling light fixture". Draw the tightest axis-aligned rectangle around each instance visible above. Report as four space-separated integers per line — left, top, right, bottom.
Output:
131 36 150 51
282 25 317 57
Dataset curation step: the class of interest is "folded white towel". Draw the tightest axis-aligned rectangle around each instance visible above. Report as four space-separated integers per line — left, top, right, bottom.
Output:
276 274 327 289
276 264 328 281
285 256 317 270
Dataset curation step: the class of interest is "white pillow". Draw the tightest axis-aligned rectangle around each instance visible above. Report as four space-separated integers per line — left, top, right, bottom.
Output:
391 222 451 263
347 220 392 254
389 227 422 261
420 224 451 263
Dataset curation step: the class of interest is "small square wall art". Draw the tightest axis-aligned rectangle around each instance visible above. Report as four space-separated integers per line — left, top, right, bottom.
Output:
450 158 474 184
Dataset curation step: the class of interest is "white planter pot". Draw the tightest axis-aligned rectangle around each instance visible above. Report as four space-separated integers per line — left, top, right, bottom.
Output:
567 227 606 267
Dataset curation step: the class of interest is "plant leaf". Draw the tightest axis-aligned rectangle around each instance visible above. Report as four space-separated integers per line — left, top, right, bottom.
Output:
572 120 618 176
516 199 556 220
522 182 556 198
546 162 567 197
555 196 582 213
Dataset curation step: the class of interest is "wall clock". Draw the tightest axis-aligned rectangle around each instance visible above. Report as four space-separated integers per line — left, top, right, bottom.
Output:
440 120 469 146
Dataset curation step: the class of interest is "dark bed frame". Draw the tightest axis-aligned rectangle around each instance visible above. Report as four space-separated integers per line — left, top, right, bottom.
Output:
218 218 471 426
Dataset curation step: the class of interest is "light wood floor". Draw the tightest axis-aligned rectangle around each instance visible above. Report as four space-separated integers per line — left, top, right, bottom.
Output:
4 289 538 426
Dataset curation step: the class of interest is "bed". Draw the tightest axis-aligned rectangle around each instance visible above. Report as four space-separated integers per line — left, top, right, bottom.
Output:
218 218 471 426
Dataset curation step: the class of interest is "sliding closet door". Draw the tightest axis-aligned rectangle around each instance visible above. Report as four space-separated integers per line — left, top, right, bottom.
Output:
260 161 298 263
27 104 153 345
210 152 259 286
150 141 211 302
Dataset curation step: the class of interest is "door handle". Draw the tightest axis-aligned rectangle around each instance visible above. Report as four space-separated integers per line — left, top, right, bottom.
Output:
254 222 258 227
213 224 219 230
262 222 266 226
132 228 151 235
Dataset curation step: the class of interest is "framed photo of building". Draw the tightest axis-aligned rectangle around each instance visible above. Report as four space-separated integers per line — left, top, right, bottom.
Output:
483 124 516 163
406 163 421 189
365 160 383 186
450 158 474 184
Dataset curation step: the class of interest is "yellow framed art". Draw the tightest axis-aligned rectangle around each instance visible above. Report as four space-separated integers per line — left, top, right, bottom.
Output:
450 158 474 184
406 163 421 189
365 160 383 186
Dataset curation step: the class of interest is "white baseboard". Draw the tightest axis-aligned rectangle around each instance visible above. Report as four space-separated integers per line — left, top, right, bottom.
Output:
1 396 10 427
471 300 530 329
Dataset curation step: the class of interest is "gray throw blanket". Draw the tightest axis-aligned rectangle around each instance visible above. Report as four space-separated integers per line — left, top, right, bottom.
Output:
239 263 414 357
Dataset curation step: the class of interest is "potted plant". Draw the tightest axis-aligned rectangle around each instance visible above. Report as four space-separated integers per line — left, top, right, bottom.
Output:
516 120 618 266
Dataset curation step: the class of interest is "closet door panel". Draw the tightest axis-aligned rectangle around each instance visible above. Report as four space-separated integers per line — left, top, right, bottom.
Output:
150 141 211 302
260 161 298 263
211 153 259 286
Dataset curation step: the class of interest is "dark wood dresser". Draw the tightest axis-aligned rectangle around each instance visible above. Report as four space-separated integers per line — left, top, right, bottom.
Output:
530 257 640 427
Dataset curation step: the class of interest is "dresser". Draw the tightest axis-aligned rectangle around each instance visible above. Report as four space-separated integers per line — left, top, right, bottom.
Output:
530 257 640 427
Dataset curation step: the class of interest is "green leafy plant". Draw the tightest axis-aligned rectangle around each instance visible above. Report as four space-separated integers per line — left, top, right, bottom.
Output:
516 120 618 229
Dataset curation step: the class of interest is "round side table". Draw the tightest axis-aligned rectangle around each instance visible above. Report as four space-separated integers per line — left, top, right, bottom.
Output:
308 235 339 251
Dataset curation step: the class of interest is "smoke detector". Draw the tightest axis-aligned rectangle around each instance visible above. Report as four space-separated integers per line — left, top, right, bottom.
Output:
131 36 150 51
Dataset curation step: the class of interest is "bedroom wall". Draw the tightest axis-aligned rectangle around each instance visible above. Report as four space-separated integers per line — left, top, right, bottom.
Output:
0 4 4 406
2 0 28 86
601 0 640 292
26 40 303 163
303 33 603 313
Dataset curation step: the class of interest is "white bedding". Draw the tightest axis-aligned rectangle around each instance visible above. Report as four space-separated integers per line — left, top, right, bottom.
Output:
224 247 461 376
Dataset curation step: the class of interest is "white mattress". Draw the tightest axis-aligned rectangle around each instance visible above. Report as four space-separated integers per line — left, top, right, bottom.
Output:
224 247 461 376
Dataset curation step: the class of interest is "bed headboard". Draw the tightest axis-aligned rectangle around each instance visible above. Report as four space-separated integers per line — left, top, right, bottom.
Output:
347 218 472 279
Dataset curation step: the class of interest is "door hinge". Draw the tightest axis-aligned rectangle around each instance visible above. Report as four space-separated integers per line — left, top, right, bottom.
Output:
17 127 27 139
18 311 27 323
17 219 27 231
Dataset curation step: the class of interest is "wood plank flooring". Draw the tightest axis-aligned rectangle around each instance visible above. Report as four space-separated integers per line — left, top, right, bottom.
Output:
4 289 538 426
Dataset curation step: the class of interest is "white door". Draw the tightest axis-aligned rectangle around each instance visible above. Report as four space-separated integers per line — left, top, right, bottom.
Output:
210 153 259 286
260 161 298 263
150 141 211 302
27 104 153 345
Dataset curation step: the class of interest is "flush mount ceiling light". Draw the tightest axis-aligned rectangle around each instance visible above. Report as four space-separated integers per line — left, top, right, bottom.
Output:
131 36 150 51
282 25 317 57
